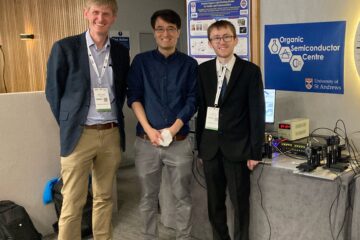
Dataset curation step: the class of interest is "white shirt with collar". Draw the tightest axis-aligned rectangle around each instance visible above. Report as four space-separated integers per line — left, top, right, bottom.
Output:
85 29 118 125
216 54 236 83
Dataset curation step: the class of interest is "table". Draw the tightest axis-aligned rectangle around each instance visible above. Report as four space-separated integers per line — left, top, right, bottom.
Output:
250 157 354 240
160 155 356 240
350 174 360 240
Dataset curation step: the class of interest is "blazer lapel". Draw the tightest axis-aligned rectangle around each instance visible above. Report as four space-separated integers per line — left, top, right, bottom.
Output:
221 56 244 104
79 33 91 88
207 60 218 106
109 39 120 80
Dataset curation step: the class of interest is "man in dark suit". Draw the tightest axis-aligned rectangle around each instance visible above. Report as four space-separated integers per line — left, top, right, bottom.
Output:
196 20 265 240
45 0 129 239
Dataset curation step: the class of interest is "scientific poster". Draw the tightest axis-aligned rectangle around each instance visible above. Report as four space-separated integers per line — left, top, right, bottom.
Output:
187 0 251 64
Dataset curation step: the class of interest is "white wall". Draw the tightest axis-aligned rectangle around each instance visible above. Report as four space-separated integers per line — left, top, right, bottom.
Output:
115 0 187 58
0 92 60 234
261 0 360 144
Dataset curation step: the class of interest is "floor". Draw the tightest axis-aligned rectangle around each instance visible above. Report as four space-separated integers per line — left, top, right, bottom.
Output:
43 165 177 240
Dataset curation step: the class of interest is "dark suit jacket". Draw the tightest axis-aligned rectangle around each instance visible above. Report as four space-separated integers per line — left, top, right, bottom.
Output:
46 32 130 157
196 55 265 162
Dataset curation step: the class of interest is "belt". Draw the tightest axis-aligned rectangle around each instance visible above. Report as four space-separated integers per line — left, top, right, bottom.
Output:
137 133 187 141
84 122 118 130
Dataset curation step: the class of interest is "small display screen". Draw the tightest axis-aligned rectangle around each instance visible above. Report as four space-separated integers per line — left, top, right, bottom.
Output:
264 89 276 123
279 123 291 129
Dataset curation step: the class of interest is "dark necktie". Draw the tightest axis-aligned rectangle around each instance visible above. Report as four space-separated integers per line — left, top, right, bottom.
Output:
220 67 227 99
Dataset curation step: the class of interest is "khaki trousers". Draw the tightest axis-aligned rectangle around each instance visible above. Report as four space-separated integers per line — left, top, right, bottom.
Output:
58 127 121 240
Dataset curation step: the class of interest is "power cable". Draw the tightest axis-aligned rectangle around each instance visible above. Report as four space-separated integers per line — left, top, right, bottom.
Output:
328 173 342 240
257 161 272 240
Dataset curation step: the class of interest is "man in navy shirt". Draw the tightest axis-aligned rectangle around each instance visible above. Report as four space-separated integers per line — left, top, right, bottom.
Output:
127 9 197 240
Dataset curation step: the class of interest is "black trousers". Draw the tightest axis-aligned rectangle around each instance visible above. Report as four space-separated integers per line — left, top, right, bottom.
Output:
203 151 250 240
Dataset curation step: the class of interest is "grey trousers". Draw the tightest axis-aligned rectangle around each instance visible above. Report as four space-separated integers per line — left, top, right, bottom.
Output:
134 137 194 240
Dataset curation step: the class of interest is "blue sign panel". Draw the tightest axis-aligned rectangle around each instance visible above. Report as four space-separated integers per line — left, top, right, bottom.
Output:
264 21 345 94
111 31 130 50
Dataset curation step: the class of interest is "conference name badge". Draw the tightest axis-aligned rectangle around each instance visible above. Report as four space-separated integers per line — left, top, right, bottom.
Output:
205 107 219 131
93 88 111 112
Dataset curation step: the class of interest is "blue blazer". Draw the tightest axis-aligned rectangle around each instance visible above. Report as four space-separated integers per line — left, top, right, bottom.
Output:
46 32 130 157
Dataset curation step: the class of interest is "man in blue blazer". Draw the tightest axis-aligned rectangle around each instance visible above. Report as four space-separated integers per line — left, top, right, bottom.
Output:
45 0 129 239
196 20 265 240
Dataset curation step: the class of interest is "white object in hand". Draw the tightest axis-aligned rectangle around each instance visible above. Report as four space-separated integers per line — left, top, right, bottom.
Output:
159 129 173 147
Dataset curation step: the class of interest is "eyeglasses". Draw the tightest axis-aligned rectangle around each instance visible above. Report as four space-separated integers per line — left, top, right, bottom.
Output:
154 27 178 34
209 35 235 43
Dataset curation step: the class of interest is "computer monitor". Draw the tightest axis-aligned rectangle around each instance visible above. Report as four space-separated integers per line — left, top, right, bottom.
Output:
264 89 276 123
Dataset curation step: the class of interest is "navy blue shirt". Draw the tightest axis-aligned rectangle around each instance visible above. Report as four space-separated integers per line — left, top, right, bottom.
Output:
127 49 198 135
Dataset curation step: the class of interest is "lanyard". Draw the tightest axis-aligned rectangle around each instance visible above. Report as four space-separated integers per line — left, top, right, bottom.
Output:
87 45 110 86
214 66 227 107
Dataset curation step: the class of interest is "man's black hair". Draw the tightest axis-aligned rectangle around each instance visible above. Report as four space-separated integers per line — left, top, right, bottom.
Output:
151 9 181 29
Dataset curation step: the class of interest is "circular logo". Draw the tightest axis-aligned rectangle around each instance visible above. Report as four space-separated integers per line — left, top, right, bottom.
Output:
240 0 248 9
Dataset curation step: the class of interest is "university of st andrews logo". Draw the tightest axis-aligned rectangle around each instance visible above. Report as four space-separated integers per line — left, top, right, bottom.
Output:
305 78 313 90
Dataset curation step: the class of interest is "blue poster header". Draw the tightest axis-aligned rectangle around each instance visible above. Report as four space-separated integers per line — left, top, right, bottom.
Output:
264 21 346 94
189 0 244 19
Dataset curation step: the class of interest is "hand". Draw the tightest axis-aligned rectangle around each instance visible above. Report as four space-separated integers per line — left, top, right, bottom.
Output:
145 128 162 146
247 160 260 171
167 127 177 137
168 119 184 137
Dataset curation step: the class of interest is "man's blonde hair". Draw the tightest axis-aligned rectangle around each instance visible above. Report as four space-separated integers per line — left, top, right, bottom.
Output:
85 0 118 15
